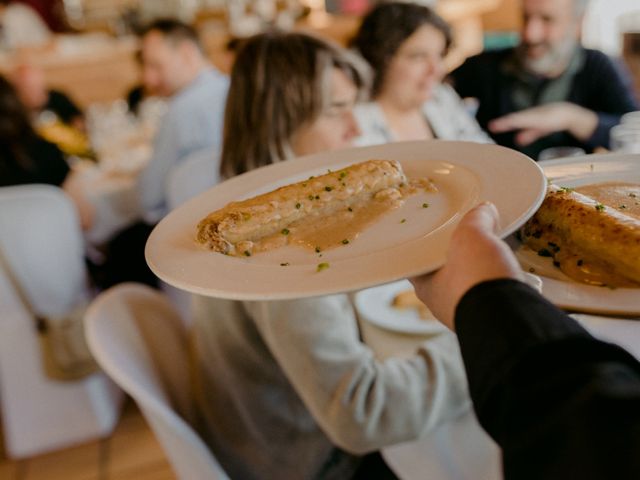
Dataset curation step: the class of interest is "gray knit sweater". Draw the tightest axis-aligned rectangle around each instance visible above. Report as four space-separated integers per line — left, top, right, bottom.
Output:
190 293 470 480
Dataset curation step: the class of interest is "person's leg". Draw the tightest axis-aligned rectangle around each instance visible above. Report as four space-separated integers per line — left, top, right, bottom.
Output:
99 221 158 289
352 452 398 480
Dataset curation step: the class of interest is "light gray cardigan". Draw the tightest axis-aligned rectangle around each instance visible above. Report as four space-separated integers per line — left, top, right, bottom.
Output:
190 293 470 480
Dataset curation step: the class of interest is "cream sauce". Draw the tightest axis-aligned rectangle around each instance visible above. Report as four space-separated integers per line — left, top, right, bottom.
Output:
245 178 435 255
290 194 400 252
576 182 640 219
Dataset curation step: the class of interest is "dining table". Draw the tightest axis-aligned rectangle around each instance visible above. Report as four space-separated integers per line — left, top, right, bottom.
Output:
68 97 164 247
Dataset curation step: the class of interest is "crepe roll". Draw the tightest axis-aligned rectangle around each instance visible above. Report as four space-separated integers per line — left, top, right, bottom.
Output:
196 159 406 255
522 185 640 285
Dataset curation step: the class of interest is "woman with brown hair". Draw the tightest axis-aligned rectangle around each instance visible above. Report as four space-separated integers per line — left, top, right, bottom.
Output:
191 31 469 480
0 74 68 186
351 1 491 145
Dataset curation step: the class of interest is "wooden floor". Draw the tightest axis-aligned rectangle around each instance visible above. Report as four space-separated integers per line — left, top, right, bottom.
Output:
0 399 176 480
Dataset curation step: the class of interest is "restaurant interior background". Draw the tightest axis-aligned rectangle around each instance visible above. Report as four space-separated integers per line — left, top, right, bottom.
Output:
1 0 639 479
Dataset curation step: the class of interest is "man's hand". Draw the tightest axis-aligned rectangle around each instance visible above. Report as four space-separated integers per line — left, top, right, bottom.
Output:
410 203 524 330
488 102 598 146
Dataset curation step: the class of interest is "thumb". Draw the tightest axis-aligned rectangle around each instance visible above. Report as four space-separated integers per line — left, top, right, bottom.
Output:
459 202 500 236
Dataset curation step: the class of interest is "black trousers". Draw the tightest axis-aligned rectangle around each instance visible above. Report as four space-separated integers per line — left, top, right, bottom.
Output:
88 221 158 290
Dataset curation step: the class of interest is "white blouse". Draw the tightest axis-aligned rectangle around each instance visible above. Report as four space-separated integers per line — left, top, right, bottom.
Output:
354 83 493 146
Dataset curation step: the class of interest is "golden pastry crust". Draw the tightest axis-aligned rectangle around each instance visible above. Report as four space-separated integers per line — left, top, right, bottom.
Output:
522 185 640 286
196 159 407 255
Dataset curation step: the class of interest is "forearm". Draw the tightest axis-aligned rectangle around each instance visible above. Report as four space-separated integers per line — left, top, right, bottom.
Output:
561 103 598 142
249 296 470 454
586 112 622 149
455 279 640 479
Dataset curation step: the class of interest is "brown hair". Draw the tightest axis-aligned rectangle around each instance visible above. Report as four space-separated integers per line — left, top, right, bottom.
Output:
219 31 369 179
0 75 38 169
351 1 452 97
140 18 205 54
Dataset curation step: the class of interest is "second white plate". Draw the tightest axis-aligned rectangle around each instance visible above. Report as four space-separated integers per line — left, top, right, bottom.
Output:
355 280 446 335
515 153 640 316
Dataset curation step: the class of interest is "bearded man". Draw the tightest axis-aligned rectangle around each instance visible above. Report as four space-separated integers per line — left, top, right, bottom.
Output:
451 0 638 160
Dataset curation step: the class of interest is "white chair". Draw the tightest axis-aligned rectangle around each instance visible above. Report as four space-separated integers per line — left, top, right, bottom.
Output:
0 184 123 459
84 283 230 479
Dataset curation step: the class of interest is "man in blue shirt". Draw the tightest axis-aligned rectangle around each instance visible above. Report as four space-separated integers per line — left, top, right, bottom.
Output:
137 18 229 222
451 0 638 160
96 19 228 289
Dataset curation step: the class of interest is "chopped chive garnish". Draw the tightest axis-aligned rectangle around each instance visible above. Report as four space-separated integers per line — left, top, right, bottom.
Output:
315 246 321 253
347 207 353 212
422 203 429 208
619 205 627 209
315 195 320 200
400 218 406 223
244 250 251 257
559 186 574 193
281 228 290 235
295 203 301 209
317 262 330 272
595 203 605 212
325 186 333 192
537 248 552 257
308 195 314 200
342 239 349 245
280 262 290 266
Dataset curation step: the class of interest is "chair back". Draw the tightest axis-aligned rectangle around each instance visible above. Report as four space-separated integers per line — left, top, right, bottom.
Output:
0 184 90 316
85 283 229 479
166 148 219 211
0 184 122 458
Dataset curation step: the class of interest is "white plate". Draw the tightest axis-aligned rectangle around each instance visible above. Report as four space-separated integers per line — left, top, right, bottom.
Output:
354 280 446 335
146 140 545 300
515 153 640 316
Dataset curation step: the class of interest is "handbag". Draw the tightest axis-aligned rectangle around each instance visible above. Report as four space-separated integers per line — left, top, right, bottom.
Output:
0 246 99 381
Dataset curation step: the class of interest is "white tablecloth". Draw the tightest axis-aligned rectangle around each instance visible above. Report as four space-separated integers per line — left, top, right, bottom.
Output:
73 161 144 246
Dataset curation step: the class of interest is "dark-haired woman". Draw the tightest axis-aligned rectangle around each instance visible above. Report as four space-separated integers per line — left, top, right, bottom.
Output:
351 1 491 145
0 75 93 228
0 74 69 186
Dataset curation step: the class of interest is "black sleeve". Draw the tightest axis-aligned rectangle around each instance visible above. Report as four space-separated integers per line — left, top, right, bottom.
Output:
449 56 481 100
455 279 640 480
31 138 70 186
46 90 83 125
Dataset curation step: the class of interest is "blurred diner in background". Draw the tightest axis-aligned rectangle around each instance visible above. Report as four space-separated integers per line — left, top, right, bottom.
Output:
1 1 640 479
